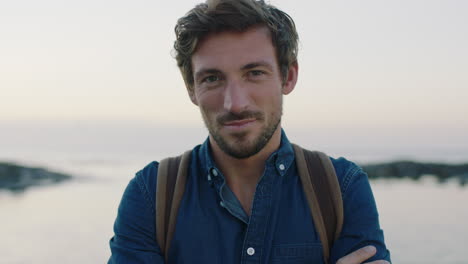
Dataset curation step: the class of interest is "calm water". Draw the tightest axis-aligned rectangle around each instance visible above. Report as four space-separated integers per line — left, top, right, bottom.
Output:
1 154 467 264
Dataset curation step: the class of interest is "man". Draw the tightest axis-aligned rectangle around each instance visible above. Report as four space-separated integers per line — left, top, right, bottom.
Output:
109 0 391 263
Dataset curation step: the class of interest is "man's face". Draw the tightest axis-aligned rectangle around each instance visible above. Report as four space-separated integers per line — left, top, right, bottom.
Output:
189 26 297 159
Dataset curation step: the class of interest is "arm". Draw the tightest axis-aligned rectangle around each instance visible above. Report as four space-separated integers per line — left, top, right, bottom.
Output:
337 246 390 264
330 159 391 263
108 169 165 263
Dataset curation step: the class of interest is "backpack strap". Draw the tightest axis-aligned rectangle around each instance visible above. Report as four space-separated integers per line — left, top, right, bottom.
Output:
155 146 343 263
292 144 344 263
155 150 191 262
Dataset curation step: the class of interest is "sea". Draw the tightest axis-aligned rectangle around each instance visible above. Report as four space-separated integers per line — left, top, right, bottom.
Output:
1 124 467 264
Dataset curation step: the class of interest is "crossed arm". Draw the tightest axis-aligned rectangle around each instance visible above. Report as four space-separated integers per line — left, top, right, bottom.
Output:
338 246 390 264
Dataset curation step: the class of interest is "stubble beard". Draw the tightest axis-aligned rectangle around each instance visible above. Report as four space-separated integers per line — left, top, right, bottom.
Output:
201 107 282 159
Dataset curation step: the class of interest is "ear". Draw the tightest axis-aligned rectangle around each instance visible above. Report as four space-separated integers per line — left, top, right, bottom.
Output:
282 61 298 95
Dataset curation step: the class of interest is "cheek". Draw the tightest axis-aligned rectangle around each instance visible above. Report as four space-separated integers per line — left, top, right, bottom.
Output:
256 86 282 106
197 92 222 114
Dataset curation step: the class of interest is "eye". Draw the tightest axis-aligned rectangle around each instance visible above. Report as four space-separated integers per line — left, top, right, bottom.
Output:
247 69 268 80
249 70 265 76
201 75 220 84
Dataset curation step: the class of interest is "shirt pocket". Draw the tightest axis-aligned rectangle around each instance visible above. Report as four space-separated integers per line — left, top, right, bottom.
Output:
271 243 323 264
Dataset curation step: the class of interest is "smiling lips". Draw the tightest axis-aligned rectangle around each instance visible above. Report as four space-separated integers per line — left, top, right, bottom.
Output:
222 118 256 130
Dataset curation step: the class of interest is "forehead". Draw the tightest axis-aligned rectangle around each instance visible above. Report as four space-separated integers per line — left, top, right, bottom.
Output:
191 26 278 72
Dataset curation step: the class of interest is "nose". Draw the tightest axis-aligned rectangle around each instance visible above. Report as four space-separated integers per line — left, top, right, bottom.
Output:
223 79 250 114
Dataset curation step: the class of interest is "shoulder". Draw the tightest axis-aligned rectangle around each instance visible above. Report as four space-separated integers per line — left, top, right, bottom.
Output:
131 161 160 206
136 161 159 183
329 156 368 196
132 146 201 200
129 144 207 203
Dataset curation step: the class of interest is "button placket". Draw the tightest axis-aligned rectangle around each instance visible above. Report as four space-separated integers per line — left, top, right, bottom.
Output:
240 163 277 264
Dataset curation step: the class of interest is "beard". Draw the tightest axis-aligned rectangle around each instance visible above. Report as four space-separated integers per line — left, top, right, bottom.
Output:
201 107 282 159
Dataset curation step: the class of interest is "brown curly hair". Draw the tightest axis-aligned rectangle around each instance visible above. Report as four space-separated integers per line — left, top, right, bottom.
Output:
173 0 299 90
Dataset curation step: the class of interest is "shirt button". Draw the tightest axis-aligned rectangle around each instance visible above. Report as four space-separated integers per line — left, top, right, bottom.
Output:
219 201 225 208
211 168 219 177
279 164 285 171
247 247 255 256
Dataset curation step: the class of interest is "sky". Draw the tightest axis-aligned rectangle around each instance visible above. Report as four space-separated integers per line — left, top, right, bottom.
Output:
1 0 467 161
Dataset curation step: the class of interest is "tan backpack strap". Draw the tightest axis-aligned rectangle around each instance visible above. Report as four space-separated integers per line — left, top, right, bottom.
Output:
156 150 191 261
293 144 343 263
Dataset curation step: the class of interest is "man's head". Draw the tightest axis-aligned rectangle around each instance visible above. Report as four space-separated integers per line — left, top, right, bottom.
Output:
173 0 299 159
173 0 299 91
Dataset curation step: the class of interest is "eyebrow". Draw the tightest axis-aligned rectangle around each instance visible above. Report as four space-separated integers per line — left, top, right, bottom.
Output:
193 61 275 82
241 61 274 71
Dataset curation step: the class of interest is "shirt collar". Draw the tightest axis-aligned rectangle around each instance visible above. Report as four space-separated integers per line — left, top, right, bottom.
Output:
198 129 295 182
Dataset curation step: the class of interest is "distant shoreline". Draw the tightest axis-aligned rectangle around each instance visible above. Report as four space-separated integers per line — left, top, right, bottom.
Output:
360 161 468 186
1 159 468 192
0 161 72 192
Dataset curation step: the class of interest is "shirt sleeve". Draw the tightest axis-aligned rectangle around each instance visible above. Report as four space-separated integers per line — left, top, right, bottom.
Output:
108 166 165 263
329 159 391 263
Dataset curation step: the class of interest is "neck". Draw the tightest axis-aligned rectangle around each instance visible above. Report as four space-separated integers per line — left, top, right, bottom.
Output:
210 127 282 186
210 127 282 216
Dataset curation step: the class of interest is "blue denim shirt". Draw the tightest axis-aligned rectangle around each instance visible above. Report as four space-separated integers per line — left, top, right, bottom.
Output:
109 132 391 263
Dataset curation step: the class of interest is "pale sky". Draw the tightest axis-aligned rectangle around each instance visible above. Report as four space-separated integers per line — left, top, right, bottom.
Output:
1 0 467 159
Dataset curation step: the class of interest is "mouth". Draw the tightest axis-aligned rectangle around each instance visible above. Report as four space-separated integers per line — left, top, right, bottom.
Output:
222 118 256 130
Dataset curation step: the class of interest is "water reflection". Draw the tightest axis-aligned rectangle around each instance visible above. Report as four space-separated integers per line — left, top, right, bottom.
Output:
0 159 467 263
